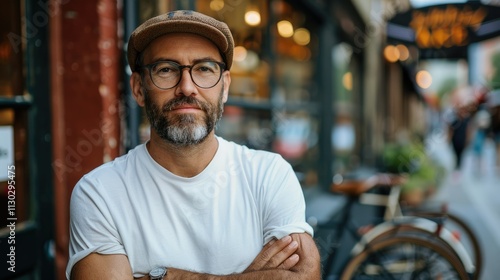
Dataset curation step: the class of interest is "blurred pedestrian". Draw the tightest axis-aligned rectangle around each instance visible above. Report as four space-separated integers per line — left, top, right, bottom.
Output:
471 105 491 172
446 103 475 171
488 89 500 168
470 87 491 173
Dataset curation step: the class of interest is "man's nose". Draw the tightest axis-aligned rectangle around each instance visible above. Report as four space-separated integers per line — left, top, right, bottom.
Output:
176 68 196 96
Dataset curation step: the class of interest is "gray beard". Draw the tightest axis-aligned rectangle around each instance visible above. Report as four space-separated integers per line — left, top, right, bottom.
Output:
161 113 208 145
143 86 224 146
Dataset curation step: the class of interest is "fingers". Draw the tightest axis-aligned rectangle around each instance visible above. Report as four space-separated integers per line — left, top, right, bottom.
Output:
245 236 299 272
278 254 300 270
253 236 294 269
261 237 298 269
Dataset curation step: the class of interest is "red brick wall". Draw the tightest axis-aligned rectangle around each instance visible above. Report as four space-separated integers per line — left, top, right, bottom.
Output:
49 0 122 278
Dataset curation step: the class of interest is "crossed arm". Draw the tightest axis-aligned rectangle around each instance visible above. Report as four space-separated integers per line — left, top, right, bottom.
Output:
70 232 321 280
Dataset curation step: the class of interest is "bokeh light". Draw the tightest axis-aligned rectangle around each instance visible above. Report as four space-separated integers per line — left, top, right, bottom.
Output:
277 20 294 38
245 10 261 26
384 45 399 63
416 70 432 89
293 28 310 46
396 44 410 61
342 72 353 91
234 46 248 62
209 0 224 11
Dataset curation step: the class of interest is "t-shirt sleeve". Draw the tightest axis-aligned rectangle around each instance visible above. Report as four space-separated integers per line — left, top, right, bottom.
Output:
66 176 126 279
260 156 313 244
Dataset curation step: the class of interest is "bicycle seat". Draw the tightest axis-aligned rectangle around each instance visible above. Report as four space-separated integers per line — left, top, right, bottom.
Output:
331 173 407 197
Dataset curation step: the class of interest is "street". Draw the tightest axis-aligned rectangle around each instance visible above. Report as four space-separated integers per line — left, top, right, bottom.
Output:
426 133 500 280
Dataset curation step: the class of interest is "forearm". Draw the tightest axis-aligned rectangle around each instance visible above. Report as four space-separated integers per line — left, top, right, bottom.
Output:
136 234 320 280
143 237 319 280
134 263 319 280
145 267 318 280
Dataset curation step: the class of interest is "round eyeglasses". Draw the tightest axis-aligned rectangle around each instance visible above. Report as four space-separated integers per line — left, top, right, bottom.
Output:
142 60 226 90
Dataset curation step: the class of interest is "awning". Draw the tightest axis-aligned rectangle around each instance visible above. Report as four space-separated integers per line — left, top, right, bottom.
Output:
387 2 500 59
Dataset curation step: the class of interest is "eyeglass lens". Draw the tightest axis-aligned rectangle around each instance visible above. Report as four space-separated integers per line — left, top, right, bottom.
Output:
149 61 223 89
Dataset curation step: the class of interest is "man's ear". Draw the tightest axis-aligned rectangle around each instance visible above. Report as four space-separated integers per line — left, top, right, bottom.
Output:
221 71 231 103
130 72 145 107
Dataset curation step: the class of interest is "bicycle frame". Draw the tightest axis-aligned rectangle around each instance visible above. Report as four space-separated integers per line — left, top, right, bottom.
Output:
316 173 476 279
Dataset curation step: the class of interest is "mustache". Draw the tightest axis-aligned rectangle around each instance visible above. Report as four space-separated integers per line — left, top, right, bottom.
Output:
162 96 209 113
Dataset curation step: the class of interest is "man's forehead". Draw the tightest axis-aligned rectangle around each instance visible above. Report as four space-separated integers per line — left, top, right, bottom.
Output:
144 33 223 61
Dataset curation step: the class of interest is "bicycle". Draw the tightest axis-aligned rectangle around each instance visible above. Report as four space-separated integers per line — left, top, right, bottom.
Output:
310 173 475 279
362 174 482 280
404 204 483 280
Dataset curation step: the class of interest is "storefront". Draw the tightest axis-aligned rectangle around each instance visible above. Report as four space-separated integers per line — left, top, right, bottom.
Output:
0 0 370 278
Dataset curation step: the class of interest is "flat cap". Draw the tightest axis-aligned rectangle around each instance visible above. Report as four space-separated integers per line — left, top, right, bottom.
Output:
127 10 234 71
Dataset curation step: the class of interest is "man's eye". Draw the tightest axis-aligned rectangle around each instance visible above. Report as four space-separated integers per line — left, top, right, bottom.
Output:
154 65 177 75
199 66 212 72
195 64 217 73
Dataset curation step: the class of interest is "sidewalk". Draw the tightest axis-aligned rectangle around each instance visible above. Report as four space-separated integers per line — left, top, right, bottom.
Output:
425 133 500 280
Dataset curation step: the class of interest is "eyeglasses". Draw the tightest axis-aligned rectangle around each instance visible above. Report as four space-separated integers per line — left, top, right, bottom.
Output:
142 60 226 90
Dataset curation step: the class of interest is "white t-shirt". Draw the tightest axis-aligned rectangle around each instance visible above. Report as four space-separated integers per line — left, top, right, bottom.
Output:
66 137 313 278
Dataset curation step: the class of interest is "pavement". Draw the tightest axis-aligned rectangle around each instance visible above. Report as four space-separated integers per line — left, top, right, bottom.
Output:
424 132 500 280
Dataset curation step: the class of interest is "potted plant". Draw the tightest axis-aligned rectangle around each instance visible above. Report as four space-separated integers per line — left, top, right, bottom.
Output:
382 140 445 206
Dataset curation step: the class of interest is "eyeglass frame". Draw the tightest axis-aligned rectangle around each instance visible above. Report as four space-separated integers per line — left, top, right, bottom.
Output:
140 60 227 90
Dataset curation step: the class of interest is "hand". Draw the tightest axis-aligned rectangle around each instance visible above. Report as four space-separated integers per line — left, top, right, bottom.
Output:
244 236 299 273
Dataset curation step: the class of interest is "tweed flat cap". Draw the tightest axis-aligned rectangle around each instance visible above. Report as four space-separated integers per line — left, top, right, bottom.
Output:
127 10 234 71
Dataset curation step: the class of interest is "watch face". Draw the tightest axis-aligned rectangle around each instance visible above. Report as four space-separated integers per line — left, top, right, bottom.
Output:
150 267 166 277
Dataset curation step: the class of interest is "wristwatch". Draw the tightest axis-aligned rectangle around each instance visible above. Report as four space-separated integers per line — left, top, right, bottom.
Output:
149 267 167 280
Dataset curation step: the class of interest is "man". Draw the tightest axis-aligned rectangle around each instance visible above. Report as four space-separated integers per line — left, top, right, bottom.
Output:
66 10 320 280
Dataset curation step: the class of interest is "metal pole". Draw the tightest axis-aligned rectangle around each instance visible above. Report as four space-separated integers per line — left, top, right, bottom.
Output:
124 0 140 150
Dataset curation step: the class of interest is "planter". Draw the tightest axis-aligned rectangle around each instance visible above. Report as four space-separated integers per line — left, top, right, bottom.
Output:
400 188 426 207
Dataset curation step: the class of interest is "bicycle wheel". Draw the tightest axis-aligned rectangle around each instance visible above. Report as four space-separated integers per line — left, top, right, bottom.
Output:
361 217 476 277
413 212 482 280
341 234 470 280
